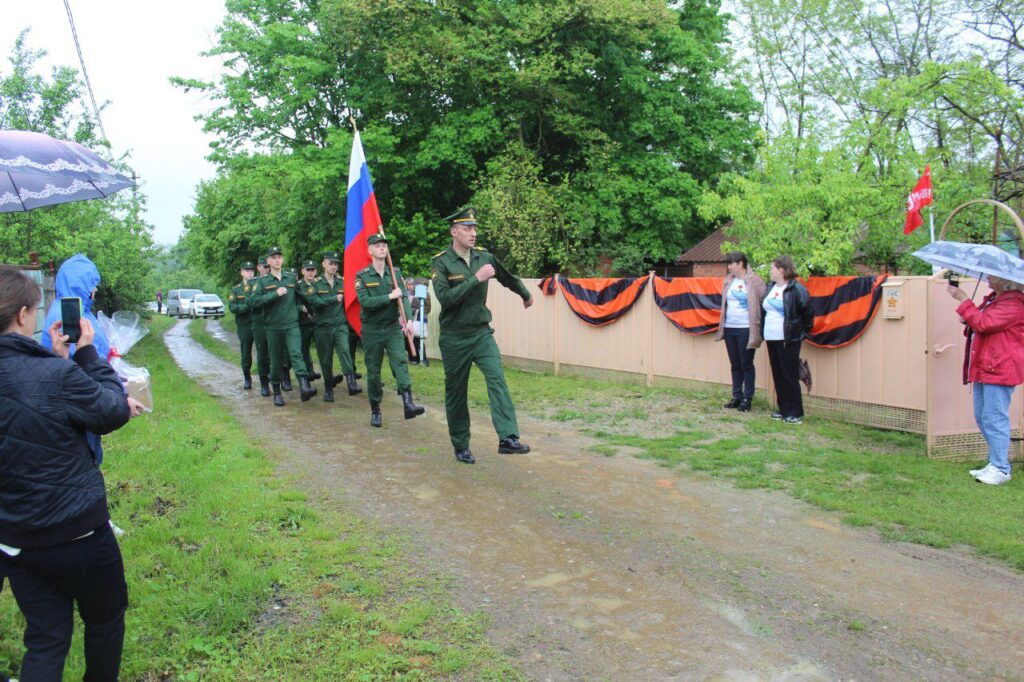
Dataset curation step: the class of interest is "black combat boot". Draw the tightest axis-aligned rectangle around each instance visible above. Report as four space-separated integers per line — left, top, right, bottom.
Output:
330 374 344 388
401 390 425 419
454 447 475 464
347 374 363 396
281 371 293 392
354 372 362 380
299 376 317 402
498 436 530 454
370 401 382 428
243 371 252 390
309 369 322 381
259 376 271 397
323 385 334 402
272 383 285 407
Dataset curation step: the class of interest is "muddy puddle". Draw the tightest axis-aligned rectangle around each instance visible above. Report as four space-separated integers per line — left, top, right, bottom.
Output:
165 320 1024 681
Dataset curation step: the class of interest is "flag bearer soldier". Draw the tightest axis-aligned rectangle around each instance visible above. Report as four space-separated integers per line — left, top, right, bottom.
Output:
252 256 272 396
354 233 425 427
310 251 362 402
227 260 257 390
250 246 317 405
431 208 533 464
298 260 322 382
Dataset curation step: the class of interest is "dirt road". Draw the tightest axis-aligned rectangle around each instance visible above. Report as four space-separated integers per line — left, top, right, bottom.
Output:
167 320 1024 681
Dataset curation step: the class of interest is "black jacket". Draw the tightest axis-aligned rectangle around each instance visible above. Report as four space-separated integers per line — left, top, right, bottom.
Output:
761 281 814 343
0 333 130 548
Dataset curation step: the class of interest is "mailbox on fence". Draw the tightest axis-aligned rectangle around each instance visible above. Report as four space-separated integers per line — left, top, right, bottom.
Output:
882 280 905 319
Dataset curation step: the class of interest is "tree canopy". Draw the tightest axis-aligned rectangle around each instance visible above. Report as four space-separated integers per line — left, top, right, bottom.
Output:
0 30 154 311
176 0 759 281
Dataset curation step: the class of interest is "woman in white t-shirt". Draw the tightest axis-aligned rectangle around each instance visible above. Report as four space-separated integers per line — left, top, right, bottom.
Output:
761 255 813 424
714 252 766 412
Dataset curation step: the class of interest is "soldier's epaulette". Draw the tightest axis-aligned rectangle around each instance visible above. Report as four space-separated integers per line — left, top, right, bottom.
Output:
432 250 446 259
359 265 375 275
474 246 488 252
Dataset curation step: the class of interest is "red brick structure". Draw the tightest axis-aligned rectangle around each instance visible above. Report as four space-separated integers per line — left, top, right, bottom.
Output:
675 226 731 277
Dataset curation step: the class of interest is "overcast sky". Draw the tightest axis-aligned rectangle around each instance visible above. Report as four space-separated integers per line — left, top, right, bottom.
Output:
1 1 228 245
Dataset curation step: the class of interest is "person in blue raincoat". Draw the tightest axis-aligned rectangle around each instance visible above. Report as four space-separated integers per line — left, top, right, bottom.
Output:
42 254 113 464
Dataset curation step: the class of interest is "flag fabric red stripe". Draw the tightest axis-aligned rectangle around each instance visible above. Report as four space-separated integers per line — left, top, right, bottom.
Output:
904 165 933 235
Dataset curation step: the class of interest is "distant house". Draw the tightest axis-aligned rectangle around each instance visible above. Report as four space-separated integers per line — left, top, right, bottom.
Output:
674 225 731 277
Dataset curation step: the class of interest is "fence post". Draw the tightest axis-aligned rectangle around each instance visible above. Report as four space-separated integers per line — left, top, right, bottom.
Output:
647 271 655 387
553 273 561 376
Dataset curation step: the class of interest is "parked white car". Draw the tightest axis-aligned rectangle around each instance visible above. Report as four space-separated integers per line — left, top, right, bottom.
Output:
189 293 225 319
166 289 203 318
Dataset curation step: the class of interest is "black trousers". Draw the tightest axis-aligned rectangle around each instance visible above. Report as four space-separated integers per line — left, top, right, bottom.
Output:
766 340 804 418
1 523 128 682
722 327 756 401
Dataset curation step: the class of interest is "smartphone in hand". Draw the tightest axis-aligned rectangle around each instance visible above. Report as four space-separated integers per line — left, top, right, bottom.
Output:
60 297 82 344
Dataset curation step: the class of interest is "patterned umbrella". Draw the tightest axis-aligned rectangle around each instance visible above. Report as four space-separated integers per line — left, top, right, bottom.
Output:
0 130 134 213
911 240 1024 286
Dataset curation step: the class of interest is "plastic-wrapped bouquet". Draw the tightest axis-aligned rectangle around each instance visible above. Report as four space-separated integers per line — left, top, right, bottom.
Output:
96 310 153 412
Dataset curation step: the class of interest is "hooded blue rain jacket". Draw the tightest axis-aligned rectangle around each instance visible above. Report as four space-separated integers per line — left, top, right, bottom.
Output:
42 254 114 463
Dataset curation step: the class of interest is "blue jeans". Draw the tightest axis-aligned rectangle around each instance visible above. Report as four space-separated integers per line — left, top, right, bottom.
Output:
973 382 1015 474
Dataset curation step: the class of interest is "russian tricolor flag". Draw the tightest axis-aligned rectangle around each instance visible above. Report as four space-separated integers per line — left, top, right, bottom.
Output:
344 129 382 335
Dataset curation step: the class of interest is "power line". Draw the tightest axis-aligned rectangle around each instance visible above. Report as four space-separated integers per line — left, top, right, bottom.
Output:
63 0 107 142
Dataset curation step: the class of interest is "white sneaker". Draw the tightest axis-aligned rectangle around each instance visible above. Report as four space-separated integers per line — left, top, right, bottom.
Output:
969 463 994 478
976 468 1011 486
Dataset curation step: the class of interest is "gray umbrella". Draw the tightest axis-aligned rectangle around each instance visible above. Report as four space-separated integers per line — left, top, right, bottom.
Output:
911 240 1024 286
0 130 134 212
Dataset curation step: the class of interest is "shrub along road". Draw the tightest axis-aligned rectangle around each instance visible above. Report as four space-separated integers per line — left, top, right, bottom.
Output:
178 318 1024 680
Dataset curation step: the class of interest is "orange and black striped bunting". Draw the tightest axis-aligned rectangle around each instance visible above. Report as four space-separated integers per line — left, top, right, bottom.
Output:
804 275 887 348
652 277 723 334
538 276 557 295
557 276 649 326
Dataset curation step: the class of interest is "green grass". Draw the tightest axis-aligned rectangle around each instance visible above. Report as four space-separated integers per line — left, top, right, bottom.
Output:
190 322 1024 572
0 315 519 681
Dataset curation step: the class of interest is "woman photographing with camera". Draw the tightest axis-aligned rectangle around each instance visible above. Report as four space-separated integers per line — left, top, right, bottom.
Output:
0 266 137 681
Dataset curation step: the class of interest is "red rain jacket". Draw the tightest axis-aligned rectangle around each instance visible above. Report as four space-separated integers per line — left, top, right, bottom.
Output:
957 289 1024 386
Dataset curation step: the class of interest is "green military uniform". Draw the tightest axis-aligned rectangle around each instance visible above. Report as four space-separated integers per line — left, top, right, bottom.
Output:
227 262 257 386
431 209 532 453
252 257 272 391
251 250 312 386
355 255 413 403
310 252 357 390
297 261 319 379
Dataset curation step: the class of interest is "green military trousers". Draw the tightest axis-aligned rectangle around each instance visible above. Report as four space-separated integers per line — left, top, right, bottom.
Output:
253 325 270 379
314 324 355 383
236 325 254 374
438 327 520 449
300 323 317 376
267 325 308 383
363 328 411 403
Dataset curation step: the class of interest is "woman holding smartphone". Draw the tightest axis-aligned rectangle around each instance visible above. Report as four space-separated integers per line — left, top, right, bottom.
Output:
0 266 138 681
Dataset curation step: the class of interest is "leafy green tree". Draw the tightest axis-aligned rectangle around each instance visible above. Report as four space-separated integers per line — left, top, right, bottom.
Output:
176 0 758 276
0 30 154 311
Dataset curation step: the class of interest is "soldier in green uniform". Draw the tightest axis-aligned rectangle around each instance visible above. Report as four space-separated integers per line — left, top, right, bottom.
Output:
354 233 425 427
250 246 317 405
251 256 272 396
227 261 257 390
310 250 362 402
297 260 322 382
431 208 533 464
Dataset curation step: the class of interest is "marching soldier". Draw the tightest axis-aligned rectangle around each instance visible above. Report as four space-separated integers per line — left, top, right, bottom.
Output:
298 260 322 382
431 208 533 464
252 256 272 396
354 233 425 427
310 251 362 402
227 261 257 389
250 246 317 405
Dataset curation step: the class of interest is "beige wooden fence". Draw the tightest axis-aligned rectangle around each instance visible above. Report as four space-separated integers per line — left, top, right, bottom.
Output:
426 275 1022 461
